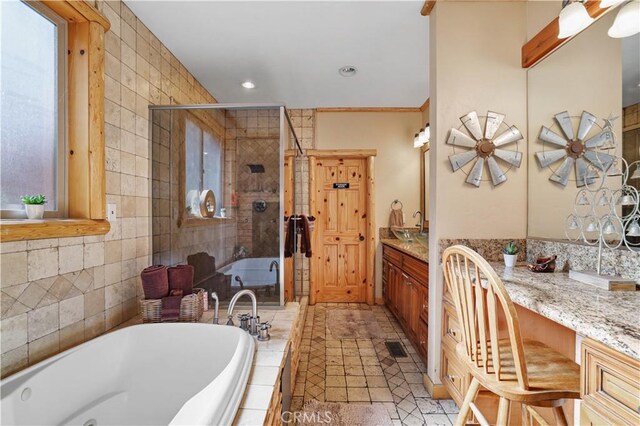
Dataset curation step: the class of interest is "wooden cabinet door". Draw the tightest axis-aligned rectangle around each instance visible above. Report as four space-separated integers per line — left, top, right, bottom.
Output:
382 259 390 305
418 284 428 325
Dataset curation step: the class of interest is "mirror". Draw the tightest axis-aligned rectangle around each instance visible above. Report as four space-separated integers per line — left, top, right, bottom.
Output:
527 9 640 240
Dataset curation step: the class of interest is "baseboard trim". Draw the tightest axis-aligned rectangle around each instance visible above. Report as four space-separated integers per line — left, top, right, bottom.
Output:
424 373 450 400
375 297 385 305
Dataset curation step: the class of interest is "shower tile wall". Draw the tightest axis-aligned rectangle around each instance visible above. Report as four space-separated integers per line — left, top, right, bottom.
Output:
288 109 316 296
0 0 220 378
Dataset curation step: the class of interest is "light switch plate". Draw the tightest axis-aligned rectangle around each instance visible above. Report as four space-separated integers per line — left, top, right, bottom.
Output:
107 203 117 221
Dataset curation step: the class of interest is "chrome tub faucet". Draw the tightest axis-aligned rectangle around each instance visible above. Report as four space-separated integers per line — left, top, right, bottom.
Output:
211 291 219 325
226 289 259 336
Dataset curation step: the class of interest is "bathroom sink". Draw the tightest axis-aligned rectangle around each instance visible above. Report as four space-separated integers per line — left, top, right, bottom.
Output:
391 228 415 243
414 232 428 248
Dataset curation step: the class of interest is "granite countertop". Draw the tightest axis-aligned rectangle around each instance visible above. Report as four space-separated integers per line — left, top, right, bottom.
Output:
490 263 640 361
381 239 428 262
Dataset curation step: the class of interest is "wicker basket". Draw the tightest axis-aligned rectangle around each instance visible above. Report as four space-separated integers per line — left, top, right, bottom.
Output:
140 288 204 323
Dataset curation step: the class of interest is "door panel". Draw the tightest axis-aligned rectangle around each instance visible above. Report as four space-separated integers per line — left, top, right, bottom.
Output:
314 158 368 302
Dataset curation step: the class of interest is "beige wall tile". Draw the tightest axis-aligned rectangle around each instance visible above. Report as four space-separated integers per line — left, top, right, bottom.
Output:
1 252 27 287
27 248 59 281
1 345 28 377
59 295 84 329
85 313 105 340
59 320 84 352
84 243 105 269
58 244 84 274
29 331 59 365
28 304 58 341
84 288 105 319
0 241 27 254
1 313 27 353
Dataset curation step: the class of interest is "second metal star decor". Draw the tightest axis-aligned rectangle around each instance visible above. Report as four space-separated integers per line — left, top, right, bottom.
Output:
446 111 523 187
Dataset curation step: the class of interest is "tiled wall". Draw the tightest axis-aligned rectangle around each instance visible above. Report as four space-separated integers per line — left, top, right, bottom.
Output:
0 0 219 378
287 109 315 296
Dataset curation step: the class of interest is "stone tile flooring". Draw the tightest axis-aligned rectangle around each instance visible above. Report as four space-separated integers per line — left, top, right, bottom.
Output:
292 303 459 426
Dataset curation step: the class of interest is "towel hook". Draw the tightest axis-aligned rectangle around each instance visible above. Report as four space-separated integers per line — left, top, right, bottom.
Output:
391 199 403 210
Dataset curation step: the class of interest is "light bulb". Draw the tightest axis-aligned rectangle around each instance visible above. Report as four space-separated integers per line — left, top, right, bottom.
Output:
608 0 640 38
627 220 640 237
600 0 624 7
424 125 431 143
559 2 595 38
413 133 421 148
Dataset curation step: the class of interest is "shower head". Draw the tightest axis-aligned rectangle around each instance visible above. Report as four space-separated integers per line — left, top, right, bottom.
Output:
247 164 265 173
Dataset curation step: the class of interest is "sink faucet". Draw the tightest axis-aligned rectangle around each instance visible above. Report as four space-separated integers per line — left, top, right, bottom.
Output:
269 260 279 284
413 210 424 233
226 289 259 335
211 292 219 325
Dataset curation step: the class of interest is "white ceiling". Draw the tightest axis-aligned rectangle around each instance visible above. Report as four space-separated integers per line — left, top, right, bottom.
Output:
125 1 429 108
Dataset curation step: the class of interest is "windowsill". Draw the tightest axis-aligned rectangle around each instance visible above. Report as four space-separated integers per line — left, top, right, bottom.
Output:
0 218 110 242
178 216 235 228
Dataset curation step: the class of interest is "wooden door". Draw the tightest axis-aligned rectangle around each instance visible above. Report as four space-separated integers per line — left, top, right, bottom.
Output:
312 157 368 302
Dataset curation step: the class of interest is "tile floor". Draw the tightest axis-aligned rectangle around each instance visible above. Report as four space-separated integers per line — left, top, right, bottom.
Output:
292 303 459 426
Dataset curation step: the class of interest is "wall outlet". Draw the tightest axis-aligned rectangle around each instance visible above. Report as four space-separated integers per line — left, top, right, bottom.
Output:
107 203 117 221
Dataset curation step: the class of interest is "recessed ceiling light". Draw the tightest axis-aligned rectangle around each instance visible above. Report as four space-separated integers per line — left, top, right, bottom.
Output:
338 66 357 77
241 81 255 89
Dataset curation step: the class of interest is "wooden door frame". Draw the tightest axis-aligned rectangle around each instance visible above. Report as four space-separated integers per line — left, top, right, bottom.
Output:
308 149 377 306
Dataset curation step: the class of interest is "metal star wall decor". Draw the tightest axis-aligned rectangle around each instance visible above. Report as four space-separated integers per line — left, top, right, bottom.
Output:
535 111 615 187
446 111 523 187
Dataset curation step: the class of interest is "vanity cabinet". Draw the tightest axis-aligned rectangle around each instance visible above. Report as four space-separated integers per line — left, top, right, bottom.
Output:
382 244 428 362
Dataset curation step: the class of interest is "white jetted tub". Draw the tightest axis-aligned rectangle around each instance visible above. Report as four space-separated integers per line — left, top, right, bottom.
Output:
221 257 279 288
1 323 255 426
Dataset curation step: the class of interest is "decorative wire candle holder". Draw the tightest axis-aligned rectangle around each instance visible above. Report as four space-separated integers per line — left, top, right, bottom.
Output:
565 157 640 276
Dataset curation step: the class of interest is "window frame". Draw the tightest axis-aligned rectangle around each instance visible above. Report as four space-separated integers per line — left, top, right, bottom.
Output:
179 113 227 227
0 0 111 242
1 0 68 219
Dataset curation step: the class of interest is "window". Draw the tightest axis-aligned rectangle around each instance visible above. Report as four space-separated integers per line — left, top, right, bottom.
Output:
185 118 224 217
1 0 67 218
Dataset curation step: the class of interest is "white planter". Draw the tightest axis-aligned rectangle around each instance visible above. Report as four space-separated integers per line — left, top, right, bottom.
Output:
25 204 45 220
503 253 517 267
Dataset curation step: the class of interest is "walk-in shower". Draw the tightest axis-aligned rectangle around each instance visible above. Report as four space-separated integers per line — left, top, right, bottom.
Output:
149 104 303 306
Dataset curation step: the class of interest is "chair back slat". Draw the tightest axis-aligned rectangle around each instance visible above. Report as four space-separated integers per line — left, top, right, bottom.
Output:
443 245 530 390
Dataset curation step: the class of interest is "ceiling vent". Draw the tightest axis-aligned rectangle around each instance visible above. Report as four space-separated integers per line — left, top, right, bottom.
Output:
338 66 357 77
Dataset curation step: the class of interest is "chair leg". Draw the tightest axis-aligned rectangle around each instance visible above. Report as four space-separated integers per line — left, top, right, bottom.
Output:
521 404 529 426
553 406 568 426
496 397 511 426
455 377 481 426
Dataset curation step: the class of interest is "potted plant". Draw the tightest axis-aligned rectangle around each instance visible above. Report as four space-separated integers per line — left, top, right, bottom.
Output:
21 194 46 219
502 240 519 267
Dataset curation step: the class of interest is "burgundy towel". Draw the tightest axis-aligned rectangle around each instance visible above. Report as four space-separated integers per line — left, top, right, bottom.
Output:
141 265 169 299
161 295 182 322
284 216 296 258
300 215 313 258
168 264 194 296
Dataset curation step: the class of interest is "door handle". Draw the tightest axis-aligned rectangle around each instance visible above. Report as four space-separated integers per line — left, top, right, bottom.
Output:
359 235 365 241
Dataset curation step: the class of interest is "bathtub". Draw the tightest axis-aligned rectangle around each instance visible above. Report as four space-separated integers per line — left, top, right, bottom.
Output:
221 257 279 288
1 323 255 426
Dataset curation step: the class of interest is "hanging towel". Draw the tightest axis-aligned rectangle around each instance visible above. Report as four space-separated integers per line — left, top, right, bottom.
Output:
389 209 404 228
168 264 194 296
300 215 314 258
284 216 296 258
141 265 169 299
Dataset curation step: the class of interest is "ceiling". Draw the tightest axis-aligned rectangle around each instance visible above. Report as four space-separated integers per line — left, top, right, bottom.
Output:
125 1 429 109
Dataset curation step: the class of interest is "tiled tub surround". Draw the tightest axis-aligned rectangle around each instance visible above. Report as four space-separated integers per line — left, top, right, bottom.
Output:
490 263 640 361
0 0 219 378
294 303 459 426
527 238 640 283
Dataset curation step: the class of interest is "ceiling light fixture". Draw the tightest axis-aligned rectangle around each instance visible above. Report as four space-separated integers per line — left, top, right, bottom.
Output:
558 1 594 38
241 81 255 89
608 0 640 38
413 124 430 148
600 0 625 7
338 66 357 77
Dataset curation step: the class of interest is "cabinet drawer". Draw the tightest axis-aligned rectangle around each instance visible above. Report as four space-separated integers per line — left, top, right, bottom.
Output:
582 338 640 426
403 254 428 284
419 284 429 324
441 348 467 405
442 302 462 347
383 245 402 266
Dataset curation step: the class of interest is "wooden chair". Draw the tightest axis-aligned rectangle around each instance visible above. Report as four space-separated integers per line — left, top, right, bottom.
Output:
442 245 580 426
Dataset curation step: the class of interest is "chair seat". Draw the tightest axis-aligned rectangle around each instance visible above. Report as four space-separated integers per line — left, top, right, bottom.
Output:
456 338 580 404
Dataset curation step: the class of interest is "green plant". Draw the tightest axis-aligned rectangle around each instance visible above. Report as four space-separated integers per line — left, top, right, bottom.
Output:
503 240 518 255
21 194 46 205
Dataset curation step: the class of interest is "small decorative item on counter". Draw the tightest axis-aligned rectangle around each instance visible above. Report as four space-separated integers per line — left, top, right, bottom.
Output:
21 194 46 219
502 240 519 267
527 255 557 273
219 208 226 218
